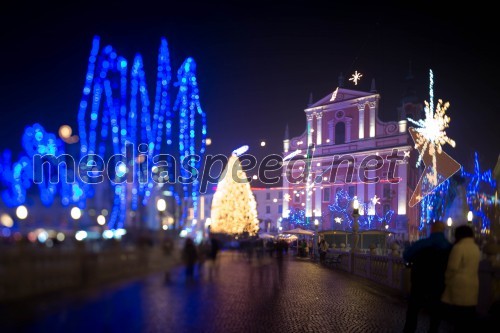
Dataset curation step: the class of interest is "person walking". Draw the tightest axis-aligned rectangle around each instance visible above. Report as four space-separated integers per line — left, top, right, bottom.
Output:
403 221 451 333
319 239 329 263
182 237 198 280
441 225 481 332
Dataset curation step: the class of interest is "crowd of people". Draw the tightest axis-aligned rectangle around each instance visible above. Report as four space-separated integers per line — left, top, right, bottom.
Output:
180 236 221 281
177 223 489 332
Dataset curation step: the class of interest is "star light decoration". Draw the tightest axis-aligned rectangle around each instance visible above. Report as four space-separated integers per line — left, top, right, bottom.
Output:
407 70 456 186
371 195 380 205
349 71 363 85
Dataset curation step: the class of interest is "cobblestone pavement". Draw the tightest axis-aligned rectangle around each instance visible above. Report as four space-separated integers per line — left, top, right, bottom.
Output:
3 251 454 333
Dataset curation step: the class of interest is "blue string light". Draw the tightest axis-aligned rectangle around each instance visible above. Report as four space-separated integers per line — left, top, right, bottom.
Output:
419 178 450 230
174 58 207 224
462 152 496 230
328 189 394 230
0 124 84 207
0 36 207 230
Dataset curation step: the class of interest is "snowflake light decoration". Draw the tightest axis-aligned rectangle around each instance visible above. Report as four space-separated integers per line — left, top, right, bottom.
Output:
349 71 363 85
408 69 456 185
283 193 291 202
371 195 380 205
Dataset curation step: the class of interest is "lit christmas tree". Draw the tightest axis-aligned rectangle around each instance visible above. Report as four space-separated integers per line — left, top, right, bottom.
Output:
210 154 259 236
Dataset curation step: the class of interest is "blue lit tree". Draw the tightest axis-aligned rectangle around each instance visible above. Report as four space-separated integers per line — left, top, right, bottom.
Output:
462 152 496 231
0 124 83 207
75 36 207 228
0 36 208 230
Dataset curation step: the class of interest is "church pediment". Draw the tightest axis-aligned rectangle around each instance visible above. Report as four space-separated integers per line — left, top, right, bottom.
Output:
307 87 377 109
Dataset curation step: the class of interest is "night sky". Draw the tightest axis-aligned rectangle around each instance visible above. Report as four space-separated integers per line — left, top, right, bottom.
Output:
1 1 498 173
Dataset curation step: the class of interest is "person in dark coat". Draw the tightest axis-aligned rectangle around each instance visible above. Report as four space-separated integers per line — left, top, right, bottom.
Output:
403 221 452 333
182 238 198 279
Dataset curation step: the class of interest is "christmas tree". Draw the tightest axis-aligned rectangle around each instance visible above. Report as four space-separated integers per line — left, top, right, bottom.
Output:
210 154 259 235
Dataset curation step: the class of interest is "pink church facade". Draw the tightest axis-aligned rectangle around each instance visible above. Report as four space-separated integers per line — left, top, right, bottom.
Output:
282 86 422 241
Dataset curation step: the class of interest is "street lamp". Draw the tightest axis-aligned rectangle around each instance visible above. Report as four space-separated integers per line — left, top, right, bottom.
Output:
16 205 28 220
97 215 106 226
70 207 82 220
70 206 81 233
447 217 453 241
467 211 473 226
314 218 319 259
157 198 167 229
16 205 29 235
352 197 360 252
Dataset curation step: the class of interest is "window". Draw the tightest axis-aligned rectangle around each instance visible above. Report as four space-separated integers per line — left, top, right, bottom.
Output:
348 186 355 198
278 205 283 213
335 187 342 201
383 184 391 198
266 206 271 214
335 122 346 144
266 192 271 200
278 191 283 199
323 187 330 202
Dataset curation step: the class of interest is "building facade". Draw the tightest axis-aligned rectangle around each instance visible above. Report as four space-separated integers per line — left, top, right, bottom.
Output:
282 84 422 241
252 187 284 232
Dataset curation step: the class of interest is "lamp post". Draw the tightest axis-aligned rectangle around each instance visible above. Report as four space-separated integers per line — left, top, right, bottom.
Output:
447 217 453 241
70 207 81 234
16 205 28 236
157 198 167 230
352 197 360 252
314 218 319 260
96 213 105 229
467 211 473 226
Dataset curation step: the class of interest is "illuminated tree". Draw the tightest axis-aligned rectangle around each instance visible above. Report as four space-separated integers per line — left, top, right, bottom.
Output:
210 154 259 236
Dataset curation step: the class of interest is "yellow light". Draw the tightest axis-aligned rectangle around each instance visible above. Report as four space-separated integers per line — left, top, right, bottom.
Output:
205 218 212 227
75 230 87 241
314 219 319 226
206 138 212 146
0 213 14 227
97 215 106 225
447 217 452 227
56 232 65 242
58 125 72 139
162 225 168 230
70 207 82 220
157 199 167 212
353 197 359 210
136 155 146 163
467 211 473 222
16 205 28 220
